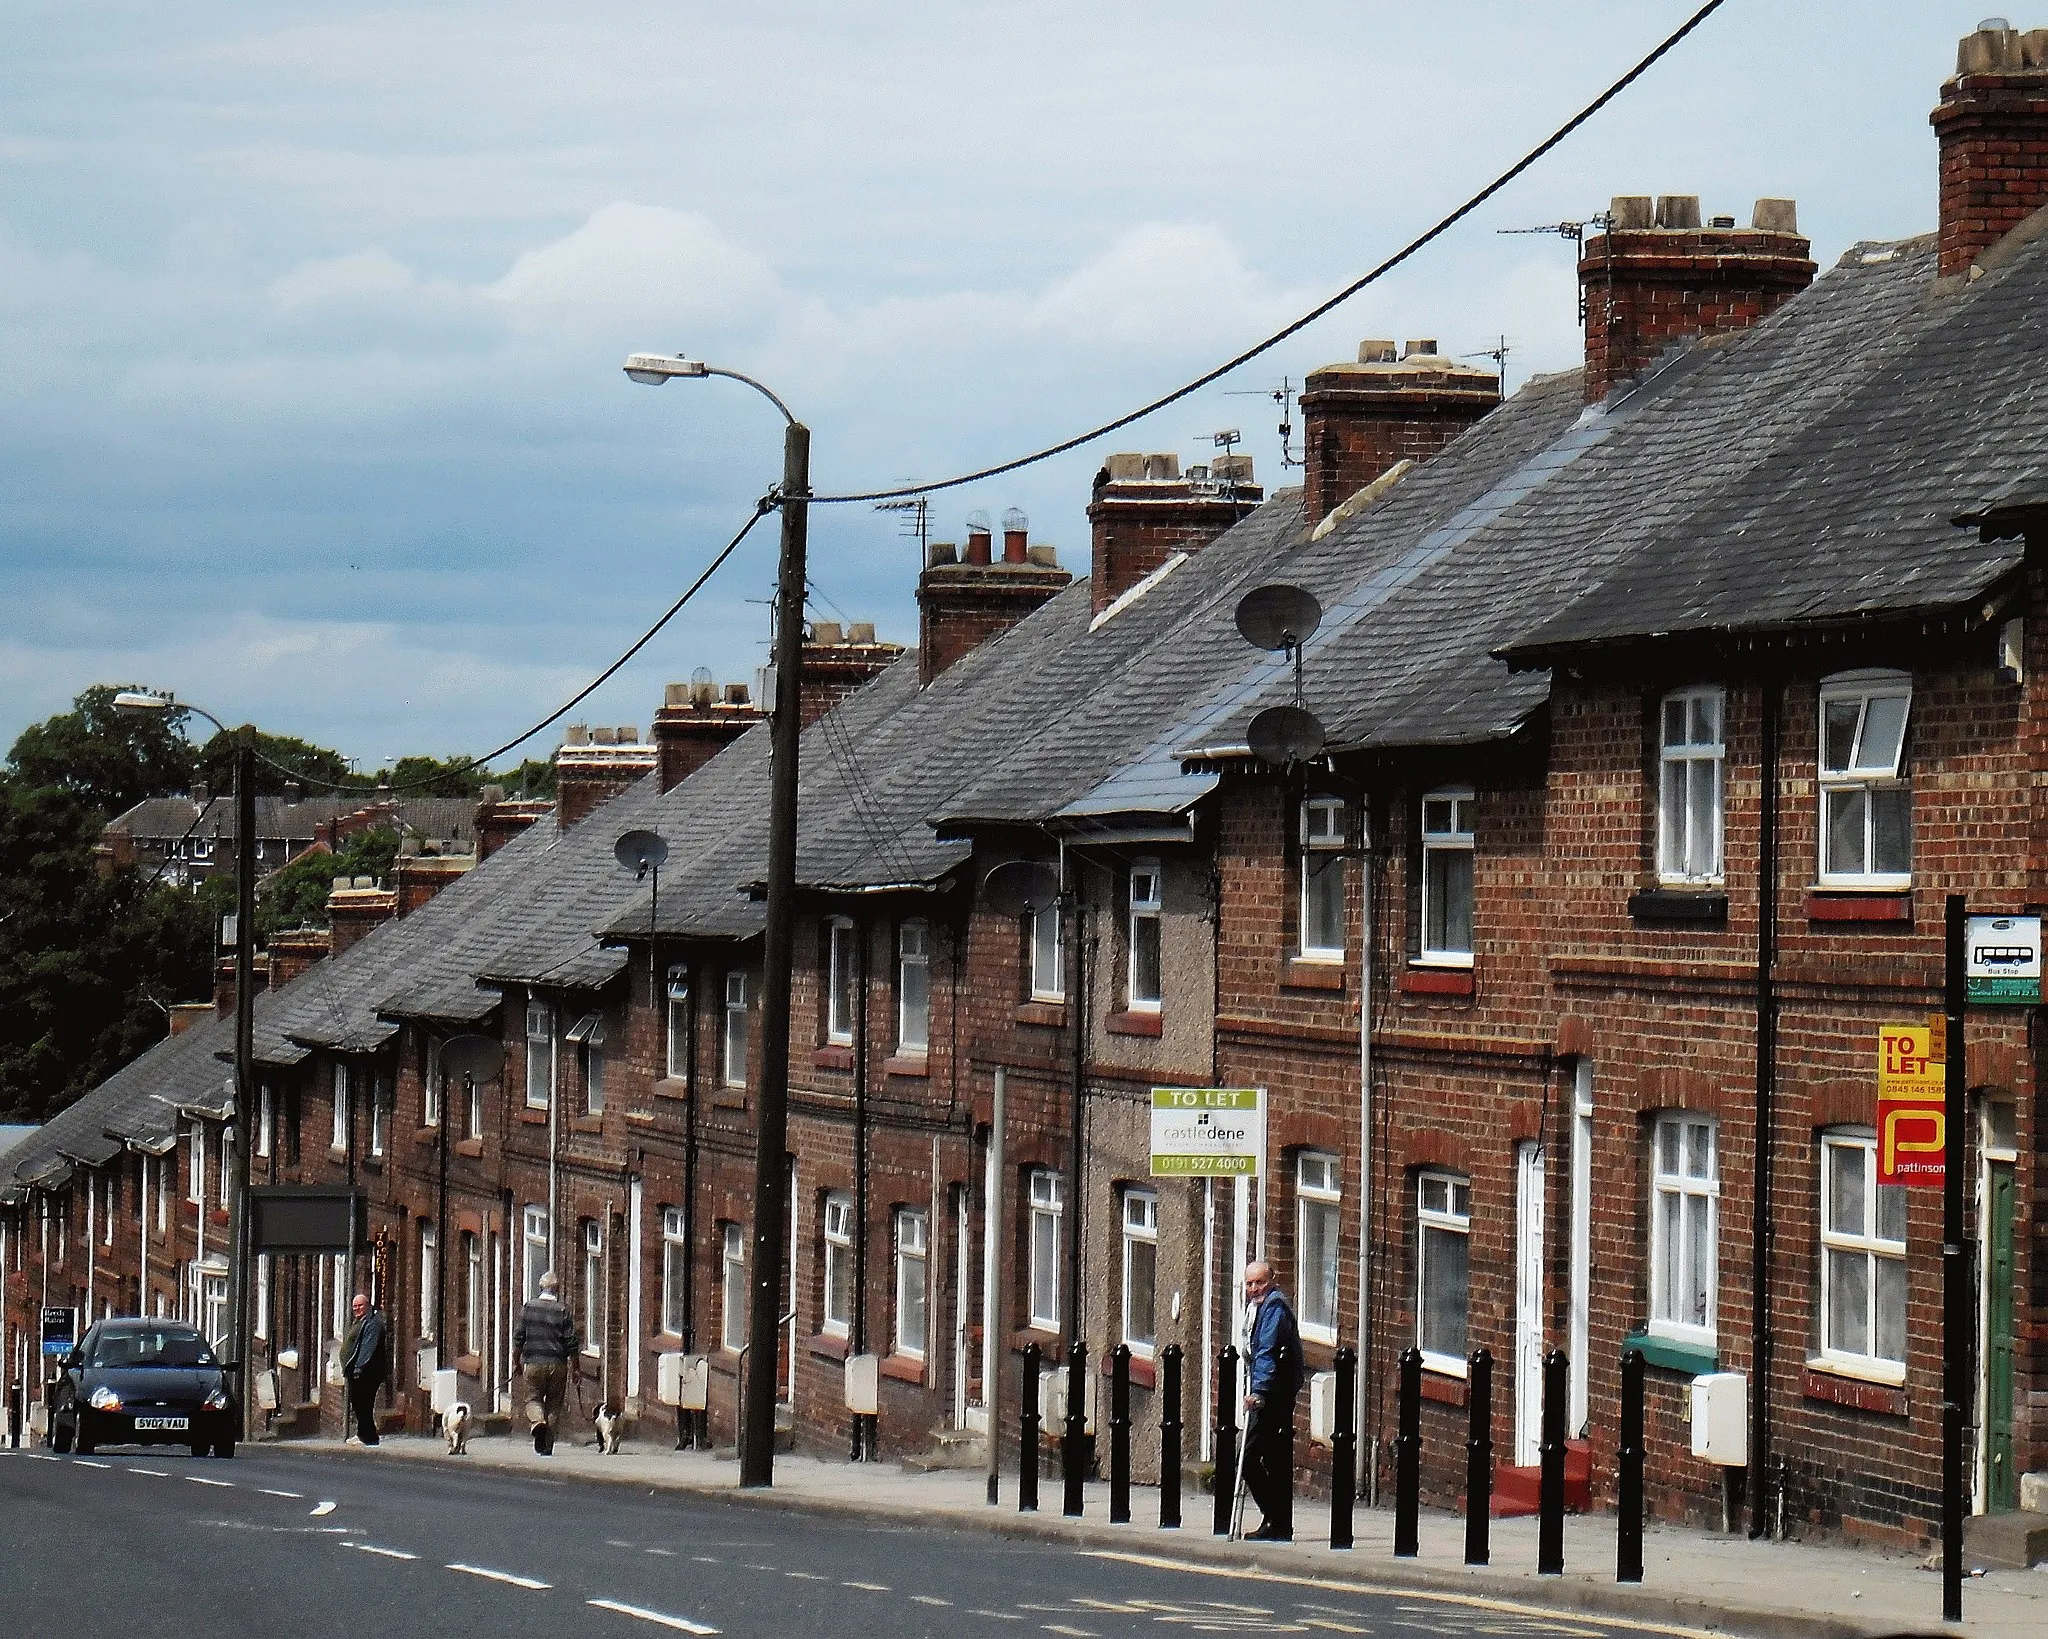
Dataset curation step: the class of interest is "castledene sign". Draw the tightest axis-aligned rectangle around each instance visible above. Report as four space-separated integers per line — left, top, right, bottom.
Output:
1150 1087 1264 1177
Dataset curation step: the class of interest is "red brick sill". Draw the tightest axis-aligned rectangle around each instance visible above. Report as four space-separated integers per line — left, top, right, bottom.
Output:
1421 1369 1469 1407
570 1114 603 1134
653 1078 690 1101
710 1086 747 1110
1011 1327 1064 1363
1099 1351 1157 1389
883 1054 929 1079
808 1331 849 1362
1806 890 1912 923
811 1043 854 1071
1803 1364 1908 1417
454 1138 485 1159
411 1127 437 1146
518 1109 548 1126
1015 1001 1067 1029
451 1353 483 1377
1282 958 1345 993
880 1353 926 1385
1401 966 1475 998
1107 1009 1163 1038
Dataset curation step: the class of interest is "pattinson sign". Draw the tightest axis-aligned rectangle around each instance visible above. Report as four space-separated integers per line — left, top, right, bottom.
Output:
1876 1020 1945 1187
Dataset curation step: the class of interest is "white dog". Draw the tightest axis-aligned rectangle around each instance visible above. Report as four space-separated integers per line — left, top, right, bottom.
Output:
442 1401 472 1456
593 1403 622 1455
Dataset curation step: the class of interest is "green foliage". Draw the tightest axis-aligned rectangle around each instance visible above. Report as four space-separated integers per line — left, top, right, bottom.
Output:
502 757 557 799
194 729 363 796
6 683 197 814
258 826 400 937
376 755 485 798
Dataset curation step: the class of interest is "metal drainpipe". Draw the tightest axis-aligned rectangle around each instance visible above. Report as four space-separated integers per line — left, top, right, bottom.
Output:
1357 796 1377 1506
853 918 872 1458
1064 857 1088 1353
1747 675 1781 1536
682 963 698 1356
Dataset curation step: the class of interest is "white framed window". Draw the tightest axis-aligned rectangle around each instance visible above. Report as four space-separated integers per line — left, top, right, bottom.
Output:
522 1204 550 1303
101 1172 117 1244
581 1219 603 1352
419 1222 437 1342
665 967 690 1080
524 1001 555 1111
822 1191 854 1338
1121 1189 1158 1355
1650 1113 1718 1344
463 1231 483 1355
898 920 930 1053
331 1063 350 1151
1658 686 1725 883
721 1223 746 1351
1416 1170 1471 1372
826 918 858 1045
202 1272 228 1350
894 1208 928 1360
723 972 750 1088
1128 861 1163 1011
1029 900 1064 1001
256 1082 275 1157
1297 1151 1342 1344
1818 672 1912 887
218 1126 233 1207
660 1207 688 1338
1300 798 1348 960
1027 1168 1063 1331
154 1155 168 1234
423 1041 441 1129
1419 790 1475 964
187 1121 204 1204
466 1066 485 1141
368 1078 386 1158
566 1014 606 1116
1817 1129 1906 1379
254 1253 270 1341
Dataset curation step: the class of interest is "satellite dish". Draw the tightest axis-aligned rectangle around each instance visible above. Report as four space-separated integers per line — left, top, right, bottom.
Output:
438 1034 505 1086
1235 584 1323 652
980 859 1063 918
1247 705 1327 766
614 829 670 877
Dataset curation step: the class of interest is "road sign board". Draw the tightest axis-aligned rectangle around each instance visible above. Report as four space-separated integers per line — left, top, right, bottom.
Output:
249 1186 367 1253
1150 1087 1263 1176
1965 914 2042 1004
1877 1020 1945 1187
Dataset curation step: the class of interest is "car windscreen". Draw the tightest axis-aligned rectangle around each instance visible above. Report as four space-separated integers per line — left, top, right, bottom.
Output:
89 1330 216 1368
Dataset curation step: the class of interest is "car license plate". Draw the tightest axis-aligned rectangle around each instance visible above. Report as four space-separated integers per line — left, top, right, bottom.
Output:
132 1416 189 1431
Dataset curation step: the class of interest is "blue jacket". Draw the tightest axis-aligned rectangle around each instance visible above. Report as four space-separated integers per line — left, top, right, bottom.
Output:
1245 1290 1302 1403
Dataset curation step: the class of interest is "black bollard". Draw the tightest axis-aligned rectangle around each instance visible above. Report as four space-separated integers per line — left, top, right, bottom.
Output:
1063 1338 1089 1518
1159 1344 1183 1529
1538 1348 1568 1575
1213 1344 1240 1537
1330 1348 1357 1550
1394 1347 1421 1557
1618 1348 1646 1583
1020 1343 1041 1514
1109 1344 1132 1524
1466 1347 1494 1566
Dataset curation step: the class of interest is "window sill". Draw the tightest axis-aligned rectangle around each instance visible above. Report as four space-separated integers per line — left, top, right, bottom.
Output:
1101 1350 1157 1388
1807 890 1912 923
1401 966 1475 997
1805 1353 1907 1389
1011 1327 1063 1361
452 1353 483 1377
1418 1352 1468 1382
1107 1009 1163 1037
880 1353 926 1385
808 1332 850 1361
454 1138 485 1159
1622 1329 1718 1376
711 1086 747 1110
811 1044 854 1071
1629 888 1729 926
624 1110 661 1128
519 1108 549 1125
1420 1369 1469 1408
1282 958 1345 992
653 1077 690 1101
412 1126 438 1146
570 1115 604 1134
1016 1000 1067 1028
883 1054 929 1078
1802 1362 1908 1416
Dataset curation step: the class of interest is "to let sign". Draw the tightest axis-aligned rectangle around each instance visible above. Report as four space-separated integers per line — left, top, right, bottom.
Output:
1877 1020 1945 1186
1965 913 2042 1005
1150 1087 1263 1177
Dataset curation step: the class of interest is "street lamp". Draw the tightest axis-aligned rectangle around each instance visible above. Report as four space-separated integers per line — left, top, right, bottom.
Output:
111 690 258 1440
623 351 809 1488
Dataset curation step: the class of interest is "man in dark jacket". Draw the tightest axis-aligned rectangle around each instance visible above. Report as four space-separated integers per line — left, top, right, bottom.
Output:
1240 1261 1301 1541
513 1270 581 1455
340 1292 390 1447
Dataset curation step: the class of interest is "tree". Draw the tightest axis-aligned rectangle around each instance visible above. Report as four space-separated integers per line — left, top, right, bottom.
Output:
194 729 363 797
6 684 196 814
259 826 400 937
501 757 557 799
377 755 485 798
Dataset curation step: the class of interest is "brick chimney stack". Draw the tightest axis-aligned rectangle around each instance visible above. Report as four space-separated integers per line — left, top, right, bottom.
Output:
1933 21 2048 279
327 876 399 956
653 677 765 791
1300 339 1499 529
554 725 658 830
475 787 552 858
1579 195 1816 404
917 509 1071 684
796 622 905 727
1087 453 1263 617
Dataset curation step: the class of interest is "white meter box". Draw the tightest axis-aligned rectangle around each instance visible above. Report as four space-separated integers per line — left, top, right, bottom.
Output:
1690 1372 1747 1466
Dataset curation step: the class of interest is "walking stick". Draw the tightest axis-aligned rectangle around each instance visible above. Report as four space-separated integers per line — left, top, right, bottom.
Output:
1230 1398 1258 1541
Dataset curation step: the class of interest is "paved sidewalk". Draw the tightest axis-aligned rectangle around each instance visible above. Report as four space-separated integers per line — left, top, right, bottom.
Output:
288 1432 2046 1639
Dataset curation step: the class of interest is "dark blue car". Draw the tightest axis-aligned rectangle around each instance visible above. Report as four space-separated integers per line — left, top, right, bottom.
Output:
49 1318 238 1459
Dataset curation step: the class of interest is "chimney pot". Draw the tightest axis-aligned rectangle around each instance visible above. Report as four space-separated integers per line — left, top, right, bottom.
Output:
590 726 615 746
1710 215 1736 229
565 723 589 747
619 726 638 745
809 620 844 646
1357 339 1398 364
1402 338 1439 358
964 529 992 566
1002 529 1029 564
1609 195 1655 230
1142 453 1181 481
847 621 876 643
1026 543 1059 568
725 682 750 704
2026 27 2048 67
1934 21 2048 276
1751 198 1799 233
1655 195 1702 229
663 681 690 707
1104 452 1145 481
927 540 958 567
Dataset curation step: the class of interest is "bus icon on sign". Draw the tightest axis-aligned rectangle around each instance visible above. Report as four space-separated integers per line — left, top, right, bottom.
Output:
1965 914 2043 1005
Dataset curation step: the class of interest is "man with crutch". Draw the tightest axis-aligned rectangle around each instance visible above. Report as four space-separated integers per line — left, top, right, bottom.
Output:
1236 1261 1302 1542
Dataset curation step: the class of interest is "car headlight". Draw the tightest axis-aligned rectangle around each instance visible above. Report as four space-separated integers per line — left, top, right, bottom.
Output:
202 1386 231 1411
88 1387 122 1412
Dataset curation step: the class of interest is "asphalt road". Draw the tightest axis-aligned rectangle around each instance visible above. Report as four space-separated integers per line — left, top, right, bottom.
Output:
1 1443 1678 1639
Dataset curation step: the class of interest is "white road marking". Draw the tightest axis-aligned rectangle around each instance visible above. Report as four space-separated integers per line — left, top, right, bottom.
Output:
587 1596 720 1634
259 1487 302 1499
447 1562 552 1591
969 1613 1024 1621
645 1548 673 1557
913 1596 954 1607
841 1582 890 1592
783 1571 825 1581
691 1556 719 1564
25 1453 60 1462
1042 1626 1098 1637
187 1475 234 1487
74 1459 111 1469
129 1467 169 1477
607 1538 635 1547
343 1542 419 1561
310 1501 337 1516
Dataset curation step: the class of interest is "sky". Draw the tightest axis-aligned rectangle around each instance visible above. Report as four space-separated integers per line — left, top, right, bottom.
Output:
0 2 1999 771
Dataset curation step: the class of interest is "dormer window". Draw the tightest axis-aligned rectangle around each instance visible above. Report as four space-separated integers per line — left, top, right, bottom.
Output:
1818 673 1911 888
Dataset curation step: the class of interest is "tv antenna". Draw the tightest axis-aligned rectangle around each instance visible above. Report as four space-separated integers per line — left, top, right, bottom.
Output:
1462 335 1512 394
1500 212 1612 323
875 495 929 554
1226 376 1299 468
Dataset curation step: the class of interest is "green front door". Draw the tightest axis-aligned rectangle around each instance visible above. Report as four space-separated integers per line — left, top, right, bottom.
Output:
1985 1160 2017 1513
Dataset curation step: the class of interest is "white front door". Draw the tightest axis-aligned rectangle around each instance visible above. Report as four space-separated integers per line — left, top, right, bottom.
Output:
1514 1140 1546 1467
1568 1061 1594 1435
